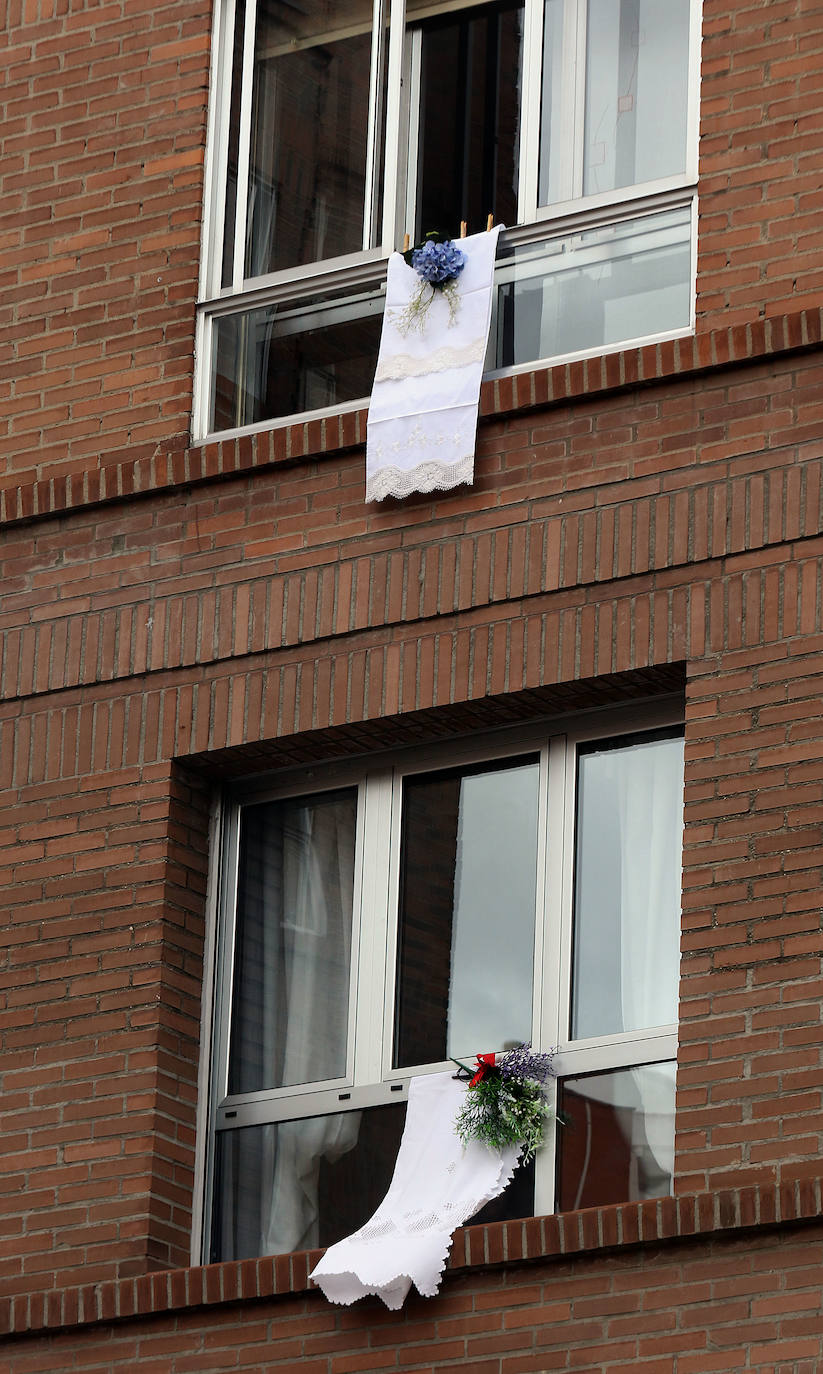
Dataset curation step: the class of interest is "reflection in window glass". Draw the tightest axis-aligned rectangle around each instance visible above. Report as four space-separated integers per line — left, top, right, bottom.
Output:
493 208 691 372
228 789 357 1096
211 289 384 432
245 1 375 277
211 1101 536 1262
212 1104 405 1260
211 201 691 428
413 0 523 241
394 757 539 1068
556 1063 676 1211
540 0 690 207
571 731 684 1042
583 0 690 198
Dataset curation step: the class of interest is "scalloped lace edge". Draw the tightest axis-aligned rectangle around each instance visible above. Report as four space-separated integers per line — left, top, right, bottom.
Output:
366 454 474 502
374 337 487 383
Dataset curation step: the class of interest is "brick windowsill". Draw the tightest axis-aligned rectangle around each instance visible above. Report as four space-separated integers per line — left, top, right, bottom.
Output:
2 1177 821 1339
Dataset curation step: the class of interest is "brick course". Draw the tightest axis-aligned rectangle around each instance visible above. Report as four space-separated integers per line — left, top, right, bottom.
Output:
3 0 823 491
2 1196 823 1370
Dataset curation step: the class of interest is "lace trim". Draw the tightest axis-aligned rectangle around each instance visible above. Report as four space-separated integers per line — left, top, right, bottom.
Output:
374 336 487 383
367 454 474 502
369 416 474 460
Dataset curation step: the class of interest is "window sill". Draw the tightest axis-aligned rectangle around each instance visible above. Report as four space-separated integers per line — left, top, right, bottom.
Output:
1 307 821 531
4 1177 821 1338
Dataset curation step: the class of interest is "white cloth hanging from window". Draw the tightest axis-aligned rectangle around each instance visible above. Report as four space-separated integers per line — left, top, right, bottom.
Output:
366 227 502 502
309 1070 520 1309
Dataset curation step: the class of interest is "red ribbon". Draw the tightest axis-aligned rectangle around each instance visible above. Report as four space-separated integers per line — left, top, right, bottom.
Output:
469 1052 496 1087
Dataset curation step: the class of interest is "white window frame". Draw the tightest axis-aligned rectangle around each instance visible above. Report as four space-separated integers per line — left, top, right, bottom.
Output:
194 697 683 1263
192 0 702 444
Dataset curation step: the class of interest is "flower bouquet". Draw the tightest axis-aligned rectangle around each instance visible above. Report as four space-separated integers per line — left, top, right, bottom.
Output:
453 1043 555 1160
393 233 466 335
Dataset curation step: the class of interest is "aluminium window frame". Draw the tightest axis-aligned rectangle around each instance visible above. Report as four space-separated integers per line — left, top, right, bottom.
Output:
192 0 702 444
194 697 683 1264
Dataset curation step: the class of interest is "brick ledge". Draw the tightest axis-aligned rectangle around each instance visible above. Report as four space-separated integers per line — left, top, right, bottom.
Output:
1 307 822 529
2 1178 821 1338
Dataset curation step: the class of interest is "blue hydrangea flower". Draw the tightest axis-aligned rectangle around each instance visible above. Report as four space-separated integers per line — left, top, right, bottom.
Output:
411 239 466 285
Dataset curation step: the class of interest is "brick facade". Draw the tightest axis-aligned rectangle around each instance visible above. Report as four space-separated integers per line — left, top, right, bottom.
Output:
2 0 823 1367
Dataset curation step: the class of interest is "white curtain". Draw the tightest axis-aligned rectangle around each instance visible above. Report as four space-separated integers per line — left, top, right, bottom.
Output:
615 737 683 1032
613 737 684 1185
219 794 360 1258
262 801 360 1254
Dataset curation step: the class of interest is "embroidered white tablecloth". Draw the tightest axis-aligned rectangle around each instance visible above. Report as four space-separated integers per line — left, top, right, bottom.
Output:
309 1070 520 1310
366 227 502 502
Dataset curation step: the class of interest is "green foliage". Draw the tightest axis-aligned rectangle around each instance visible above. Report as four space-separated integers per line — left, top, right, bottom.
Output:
455 1072 550 1161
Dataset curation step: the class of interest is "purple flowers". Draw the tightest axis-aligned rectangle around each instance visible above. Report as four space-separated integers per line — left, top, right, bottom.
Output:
496 1043 555 1087
411 239 466 286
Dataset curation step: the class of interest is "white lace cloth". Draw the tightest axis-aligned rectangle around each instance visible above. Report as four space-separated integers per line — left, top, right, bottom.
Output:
309 1071 520 1310
366 227 502 502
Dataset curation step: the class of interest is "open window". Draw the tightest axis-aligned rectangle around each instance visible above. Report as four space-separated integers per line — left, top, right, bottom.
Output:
195 0 700 440
202 707 685 1263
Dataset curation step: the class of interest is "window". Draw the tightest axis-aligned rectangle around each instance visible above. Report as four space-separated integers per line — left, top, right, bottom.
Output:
202 707 685 1263
195 0 700 440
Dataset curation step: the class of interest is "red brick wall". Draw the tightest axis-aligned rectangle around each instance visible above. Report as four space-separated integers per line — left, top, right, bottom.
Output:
3 0 823 490
0 0 210 485
3 1211 823 1372
2 334 823 1288
1 762 210 1292
697 0 823 325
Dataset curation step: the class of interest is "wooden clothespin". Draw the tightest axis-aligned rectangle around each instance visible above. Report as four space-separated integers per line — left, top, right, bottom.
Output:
459 220 467 238
486 213 494 231
403 233 410 252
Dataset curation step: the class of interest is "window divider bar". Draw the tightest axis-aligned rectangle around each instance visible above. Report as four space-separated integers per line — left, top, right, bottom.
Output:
355 770 395 1087
402 28 422 243
363 0 387 250
191 792 227 1265
685 0 703 184
212 802 243 1108
555 735 575 1053
569 0 586 200
191 302 212 442
531 741 552 1052
381 0 408 252
200 0 234 298
232 0 257 292
534 735 565 1217
345 781 370 1087
517 0 543 223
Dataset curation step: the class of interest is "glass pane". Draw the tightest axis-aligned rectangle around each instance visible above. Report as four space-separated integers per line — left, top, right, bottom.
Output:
227 789 357 1095
412 0 523 241
571 731 684 1042
211 1104 405 1260
493 206 691 371
556 1063 676 1211
245 0 375 278
539 0 690 207
211 286 383 431
583 0 690 198
394 756 539 1069
211 1102 536 1261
